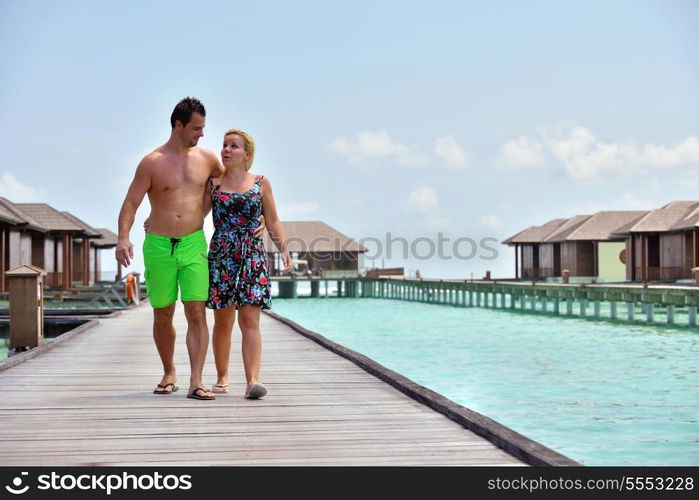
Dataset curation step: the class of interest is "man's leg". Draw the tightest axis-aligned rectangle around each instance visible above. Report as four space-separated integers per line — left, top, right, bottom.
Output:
143 233 179 394
183 301 214 398
153 303 177 393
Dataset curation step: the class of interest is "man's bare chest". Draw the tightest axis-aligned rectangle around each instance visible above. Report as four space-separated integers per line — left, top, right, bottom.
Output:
151 163 210 194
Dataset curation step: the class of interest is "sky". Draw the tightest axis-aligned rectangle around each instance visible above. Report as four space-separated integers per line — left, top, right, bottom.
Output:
1 0 697 279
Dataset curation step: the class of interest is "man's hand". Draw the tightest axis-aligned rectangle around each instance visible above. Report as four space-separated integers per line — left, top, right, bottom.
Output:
115 239 134 267
254 215 266 238
143 217 151 232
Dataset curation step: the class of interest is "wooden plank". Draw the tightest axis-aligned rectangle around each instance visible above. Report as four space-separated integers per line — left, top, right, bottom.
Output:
0 303 526 466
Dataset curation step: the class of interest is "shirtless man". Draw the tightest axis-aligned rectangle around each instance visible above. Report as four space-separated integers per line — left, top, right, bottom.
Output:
115 97 220 401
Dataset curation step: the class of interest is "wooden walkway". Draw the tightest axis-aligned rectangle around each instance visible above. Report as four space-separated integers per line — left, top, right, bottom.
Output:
0 304 525 466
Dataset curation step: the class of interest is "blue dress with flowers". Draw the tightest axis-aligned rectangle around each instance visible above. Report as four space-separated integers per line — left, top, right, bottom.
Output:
206 175 271 310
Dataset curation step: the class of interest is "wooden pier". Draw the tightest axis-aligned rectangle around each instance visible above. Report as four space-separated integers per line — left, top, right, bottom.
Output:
273 277 699 328
0 303 575 466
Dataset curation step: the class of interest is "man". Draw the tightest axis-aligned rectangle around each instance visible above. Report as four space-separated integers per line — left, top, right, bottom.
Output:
116 97 223 400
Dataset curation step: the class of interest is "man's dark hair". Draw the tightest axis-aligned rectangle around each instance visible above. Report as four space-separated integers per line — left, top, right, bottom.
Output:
170 97 206 128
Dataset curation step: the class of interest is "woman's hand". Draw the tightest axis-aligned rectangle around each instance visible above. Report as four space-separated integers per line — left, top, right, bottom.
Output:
143 217 151 232
281 251 293 274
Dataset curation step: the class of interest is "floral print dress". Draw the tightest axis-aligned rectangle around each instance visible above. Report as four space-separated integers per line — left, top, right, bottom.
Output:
206 174 271 310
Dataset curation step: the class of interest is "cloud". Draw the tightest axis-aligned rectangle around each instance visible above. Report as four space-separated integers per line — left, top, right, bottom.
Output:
434 135 470 168
0 172 45 202
327 130 426 168
401 186 439 215
498 125 699 184
641 136 699 167
278 201 320 218
480 213 504 230
499 136 546 168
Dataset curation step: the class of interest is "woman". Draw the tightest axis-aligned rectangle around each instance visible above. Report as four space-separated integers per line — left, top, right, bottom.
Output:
205 129 291 398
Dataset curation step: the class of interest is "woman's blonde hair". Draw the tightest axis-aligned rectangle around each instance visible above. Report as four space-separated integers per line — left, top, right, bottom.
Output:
224 129 256 171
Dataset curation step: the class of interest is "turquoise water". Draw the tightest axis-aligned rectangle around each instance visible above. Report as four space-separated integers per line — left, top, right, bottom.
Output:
271 297 699 466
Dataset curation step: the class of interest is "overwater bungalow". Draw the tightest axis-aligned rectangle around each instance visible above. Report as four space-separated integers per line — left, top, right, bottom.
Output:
12 203 96 288
502 218 567 278
503 211 648 281
0 197 115 291
60 210 103 286
540 215 592 277
560 210 647 281
612 201 699 281
262 221 367 278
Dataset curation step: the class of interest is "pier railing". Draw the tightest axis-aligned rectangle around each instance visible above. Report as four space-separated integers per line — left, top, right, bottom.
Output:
272 277 699 328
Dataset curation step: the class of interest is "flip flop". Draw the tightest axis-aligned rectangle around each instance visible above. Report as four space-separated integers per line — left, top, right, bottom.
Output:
153 382 178 394
212 384 229 394
187 387 216 400
244 383 267 399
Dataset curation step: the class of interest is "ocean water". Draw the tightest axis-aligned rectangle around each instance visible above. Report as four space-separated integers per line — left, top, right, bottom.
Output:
270 297 699 466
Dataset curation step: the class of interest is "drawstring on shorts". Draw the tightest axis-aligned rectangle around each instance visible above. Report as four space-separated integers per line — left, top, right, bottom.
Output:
170 237 182 256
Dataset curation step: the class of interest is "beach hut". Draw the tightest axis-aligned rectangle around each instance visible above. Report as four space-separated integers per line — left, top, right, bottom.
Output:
262 221 367 278
502 219 567 279
612 201 699 281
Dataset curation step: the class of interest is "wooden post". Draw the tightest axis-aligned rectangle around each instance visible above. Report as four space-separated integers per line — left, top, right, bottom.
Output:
593 301 600 318
610 302 617 320
82 238 90 285
627 302 634 320
566 299 573 315
646 304 654 323
553 298 560 314
689 306 697 327
62 233 71 289
7 265 46 349
666 305 674 325
0 227 5 293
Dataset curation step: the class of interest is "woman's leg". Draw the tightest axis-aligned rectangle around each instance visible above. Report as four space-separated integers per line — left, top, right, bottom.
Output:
212 306 236 390
237 305 262 385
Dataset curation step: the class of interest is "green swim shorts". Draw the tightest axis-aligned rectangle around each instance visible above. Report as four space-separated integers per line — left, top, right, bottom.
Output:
143 230 208 308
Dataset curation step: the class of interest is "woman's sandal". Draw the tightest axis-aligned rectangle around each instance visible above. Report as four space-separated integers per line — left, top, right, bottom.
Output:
212 384 229 394
244 383 267 399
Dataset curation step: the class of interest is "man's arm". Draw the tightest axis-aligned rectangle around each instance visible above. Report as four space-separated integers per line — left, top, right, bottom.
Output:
116 159 151 267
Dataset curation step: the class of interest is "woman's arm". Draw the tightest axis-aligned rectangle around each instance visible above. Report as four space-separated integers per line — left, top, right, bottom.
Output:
260 176 292 273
